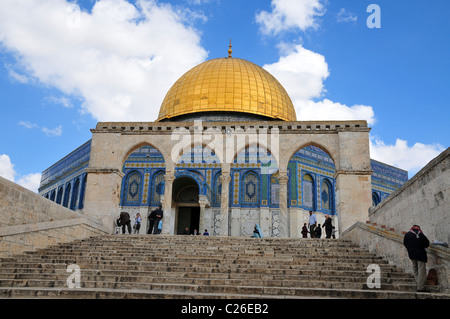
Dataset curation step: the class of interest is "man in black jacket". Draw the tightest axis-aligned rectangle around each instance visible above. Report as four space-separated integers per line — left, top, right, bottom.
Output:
403 225 430 292
119 211 132 234
150 205 164 234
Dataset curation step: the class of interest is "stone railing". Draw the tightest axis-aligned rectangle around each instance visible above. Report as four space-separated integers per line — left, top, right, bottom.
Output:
0 177 108 258
343 221 450 293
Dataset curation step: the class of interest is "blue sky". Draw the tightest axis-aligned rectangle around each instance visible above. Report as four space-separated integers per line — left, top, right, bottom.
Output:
0 0 448 192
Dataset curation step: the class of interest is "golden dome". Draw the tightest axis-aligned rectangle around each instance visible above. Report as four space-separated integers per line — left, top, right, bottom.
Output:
157 57 297 122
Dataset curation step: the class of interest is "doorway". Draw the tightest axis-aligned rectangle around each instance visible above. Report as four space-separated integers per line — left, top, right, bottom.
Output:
176 206 200 235
172 176 200 235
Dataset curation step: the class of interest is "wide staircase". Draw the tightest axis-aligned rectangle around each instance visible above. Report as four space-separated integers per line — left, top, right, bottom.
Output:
0 235 447 299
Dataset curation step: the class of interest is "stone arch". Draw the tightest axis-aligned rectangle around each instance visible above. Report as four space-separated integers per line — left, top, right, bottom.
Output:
232 143 279 176
121 142 168 170
172 142 221 166
174 170 205 196
285 143 336 212
287 142 336 167
278 138 339 175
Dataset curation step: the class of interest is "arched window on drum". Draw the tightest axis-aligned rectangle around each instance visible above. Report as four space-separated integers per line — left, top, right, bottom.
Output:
302 173 315 210
63 183 71 208
213 173 222 206
321 179 333 213
372 192 381 206
151 172 165 206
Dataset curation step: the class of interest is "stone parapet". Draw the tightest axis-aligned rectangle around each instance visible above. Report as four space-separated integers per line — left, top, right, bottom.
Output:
92 120 370 134
0 176 108 258
369 148 450 244
343 221 450 293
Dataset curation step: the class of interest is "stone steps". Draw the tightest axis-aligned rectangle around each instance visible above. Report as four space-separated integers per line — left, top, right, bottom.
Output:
0 234 448 299
2 286 437 300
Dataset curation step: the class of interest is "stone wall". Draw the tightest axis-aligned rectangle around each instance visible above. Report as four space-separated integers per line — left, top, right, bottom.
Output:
343 148 450 293
343 222 450 293
368 148 449 244
0 176 108 258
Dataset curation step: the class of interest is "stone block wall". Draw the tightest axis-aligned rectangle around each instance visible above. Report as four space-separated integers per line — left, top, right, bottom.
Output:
368 148 449 243
0 177 108 258
344 222 450 293
343 148 450 293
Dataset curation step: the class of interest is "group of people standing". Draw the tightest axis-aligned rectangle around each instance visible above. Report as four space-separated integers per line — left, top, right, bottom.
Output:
117 205 164 235
301 211 335 239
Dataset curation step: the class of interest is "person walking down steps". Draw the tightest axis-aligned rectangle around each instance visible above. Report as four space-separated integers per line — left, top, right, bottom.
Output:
403 225 430 292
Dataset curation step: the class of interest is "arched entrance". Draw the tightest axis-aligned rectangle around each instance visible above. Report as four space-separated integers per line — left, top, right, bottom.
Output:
173 176 200 235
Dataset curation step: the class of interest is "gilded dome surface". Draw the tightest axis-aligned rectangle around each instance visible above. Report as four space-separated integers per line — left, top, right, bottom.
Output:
157 57 296 122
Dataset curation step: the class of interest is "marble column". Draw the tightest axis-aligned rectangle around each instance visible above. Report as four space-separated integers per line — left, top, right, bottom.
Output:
161 173 175 234
219 173 231 236
278 173 289 238
198 195 210 234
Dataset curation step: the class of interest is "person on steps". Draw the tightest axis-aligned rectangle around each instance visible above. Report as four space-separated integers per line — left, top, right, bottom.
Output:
314 224 322 238
252 224 263 238
301 223 309 238
322 215 333 239
119 211 132 234
308 211 317 238
403 225 430 292
151 205 163 234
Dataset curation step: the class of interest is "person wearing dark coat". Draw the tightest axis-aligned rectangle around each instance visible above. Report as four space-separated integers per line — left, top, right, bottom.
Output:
150 205 164 234
322 215 333 238
147 209 156 234
119 211 131 234
403 225 430 292
314 224 322 238
301 223 309 238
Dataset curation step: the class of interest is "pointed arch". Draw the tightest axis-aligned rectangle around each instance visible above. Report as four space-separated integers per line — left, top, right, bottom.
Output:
121 142 167 171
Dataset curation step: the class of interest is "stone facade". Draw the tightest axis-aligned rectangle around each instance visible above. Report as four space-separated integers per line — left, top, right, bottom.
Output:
0 176 108 258
82 120 373 235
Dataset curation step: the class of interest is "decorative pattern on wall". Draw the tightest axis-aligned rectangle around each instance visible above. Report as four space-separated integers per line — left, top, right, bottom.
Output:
40 142 408 214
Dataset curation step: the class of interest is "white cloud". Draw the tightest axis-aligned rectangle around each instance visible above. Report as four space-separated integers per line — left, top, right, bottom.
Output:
0 154 41 192
0 154 16 181
296 99 375 125
18 120 38 129
264 44 328 101
19 120 64 137
16 173 42 193
45 96 73 108
370 137 445 177
256 0 325 35
337 8 357 23
42 125 63 137
264 44 376 125
0 0 208 122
